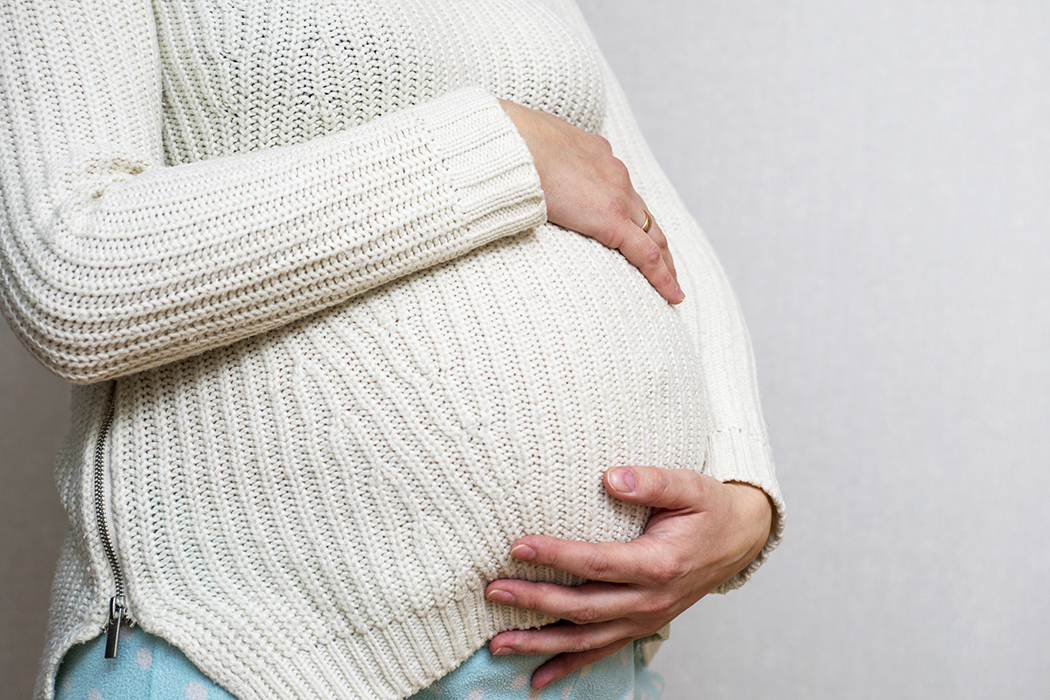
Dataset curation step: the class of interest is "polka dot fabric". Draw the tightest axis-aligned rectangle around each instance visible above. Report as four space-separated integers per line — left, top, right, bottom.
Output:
57 631 663 700
412 639 663 700
55 629 235 700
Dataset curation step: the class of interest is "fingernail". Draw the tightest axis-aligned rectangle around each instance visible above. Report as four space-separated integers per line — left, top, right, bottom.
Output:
486 589 516 605
607 467 636 494
511 544 537 561
674 285 685 302
494 646 516 656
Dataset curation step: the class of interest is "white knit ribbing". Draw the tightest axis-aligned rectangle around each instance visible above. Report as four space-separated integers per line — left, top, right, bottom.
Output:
545 0 786 571
0 1 547 383
0 1 784 699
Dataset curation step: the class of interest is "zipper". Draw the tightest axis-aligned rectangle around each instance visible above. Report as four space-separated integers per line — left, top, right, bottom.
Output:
93 383 131 659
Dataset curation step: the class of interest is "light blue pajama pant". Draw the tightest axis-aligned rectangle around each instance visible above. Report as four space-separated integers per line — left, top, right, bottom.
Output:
56 629 665 700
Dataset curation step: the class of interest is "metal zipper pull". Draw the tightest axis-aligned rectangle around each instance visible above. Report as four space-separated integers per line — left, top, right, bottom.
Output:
104 594 127 659
94 383 133 660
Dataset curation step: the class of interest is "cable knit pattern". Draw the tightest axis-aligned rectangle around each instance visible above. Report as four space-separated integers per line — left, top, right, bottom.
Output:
1 1 783 699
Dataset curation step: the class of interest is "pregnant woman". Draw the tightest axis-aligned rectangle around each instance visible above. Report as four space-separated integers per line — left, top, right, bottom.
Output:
0 0 784 698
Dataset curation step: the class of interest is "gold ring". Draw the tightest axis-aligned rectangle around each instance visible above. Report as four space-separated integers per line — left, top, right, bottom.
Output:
641 210 653 234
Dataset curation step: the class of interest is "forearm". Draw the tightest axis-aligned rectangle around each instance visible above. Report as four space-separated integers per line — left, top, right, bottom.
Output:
0 1 544 383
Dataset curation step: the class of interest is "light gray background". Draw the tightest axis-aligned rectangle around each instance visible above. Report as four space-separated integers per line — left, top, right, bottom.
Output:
2 1 1048 698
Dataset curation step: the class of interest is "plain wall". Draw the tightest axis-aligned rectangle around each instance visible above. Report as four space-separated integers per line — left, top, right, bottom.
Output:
3 1 1048 698
578 1 1050 698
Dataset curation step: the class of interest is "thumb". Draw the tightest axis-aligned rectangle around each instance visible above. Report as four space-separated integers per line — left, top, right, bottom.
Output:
604 466 716 512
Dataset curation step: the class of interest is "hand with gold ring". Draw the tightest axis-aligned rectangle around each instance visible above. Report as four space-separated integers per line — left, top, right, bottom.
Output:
498 99 684 304
636 209 678 294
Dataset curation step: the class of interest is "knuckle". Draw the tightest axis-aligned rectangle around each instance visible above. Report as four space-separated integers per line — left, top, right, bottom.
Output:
599 155 632 189
603 194 630 220
602 229 625 250
569 631 600 653
584 547 613 579
568 604 602 625
642 242 663 267
543 547 565 571
509 588 535 609
651 469 673 501
650 557 684 585
645 592 675 616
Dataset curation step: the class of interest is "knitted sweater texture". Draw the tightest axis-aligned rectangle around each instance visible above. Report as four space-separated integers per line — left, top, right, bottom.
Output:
0 1 784 698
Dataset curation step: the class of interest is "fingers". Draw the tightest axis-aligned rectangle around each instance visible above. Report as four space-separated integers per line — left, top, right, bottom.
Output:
504 534 666 584
628 202 678 295
605 465 717 511
613 217 683 305
489 618 640 657
646 218 678 281
530 642 632 689
623 196 681 303
485 580 648 624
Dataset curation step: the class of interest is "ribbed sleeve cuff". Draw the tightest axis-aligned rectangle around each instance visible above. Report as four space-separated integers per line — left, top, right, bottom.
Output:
5 85 546 384
419 87 547 251
703 427 785 593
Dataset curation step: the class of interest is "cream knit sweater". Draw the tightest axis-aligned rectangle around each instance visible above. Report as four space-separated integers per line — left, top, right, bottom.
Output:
0 0 784 698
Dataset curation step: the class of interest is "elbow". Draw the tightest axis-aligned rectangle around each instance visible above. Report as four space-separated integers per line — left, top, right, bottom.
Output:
0 244 145 384
1 293 129 384
1 154 163 382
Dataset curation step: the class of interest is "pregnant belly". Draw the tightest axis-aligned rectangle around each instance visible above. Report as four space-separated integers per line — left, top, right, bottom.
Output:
114 223 708 635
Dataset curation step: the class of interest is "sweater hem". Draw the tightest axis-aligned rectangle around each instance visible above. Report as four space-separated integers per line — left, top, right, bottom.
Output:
37 587 559 700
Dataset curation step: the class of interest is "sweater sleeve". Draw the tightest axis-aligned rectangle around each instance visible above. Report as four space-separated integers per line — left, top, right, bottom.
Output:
0 0 545 384
543 0 784 590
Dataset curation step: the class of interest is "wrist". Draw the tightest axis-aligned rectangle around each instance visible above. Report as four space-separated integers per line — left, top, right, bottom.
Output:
723 481 774 560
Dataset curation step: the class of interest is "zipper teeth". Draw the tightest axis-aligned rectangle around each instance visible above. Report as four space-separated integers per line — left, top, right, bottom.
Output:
93 384 125 600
